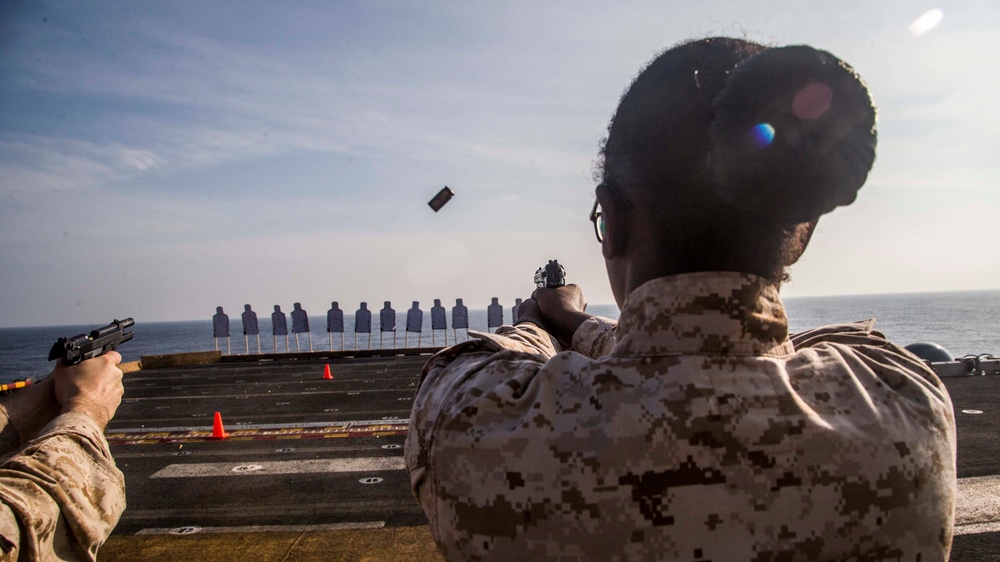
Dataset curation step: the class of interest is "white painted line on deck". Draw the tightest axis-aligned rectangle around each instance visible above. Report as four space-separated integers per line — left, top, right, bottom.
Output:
955 520 1000 536
149 456 405 478
120 388 413 402
135 521 385 535
111 418 411 434
955 474 1000 533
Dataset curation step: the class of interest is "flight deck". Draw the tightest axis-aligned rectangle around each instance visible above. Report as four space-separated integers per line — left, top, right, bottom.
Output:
101 351 998 561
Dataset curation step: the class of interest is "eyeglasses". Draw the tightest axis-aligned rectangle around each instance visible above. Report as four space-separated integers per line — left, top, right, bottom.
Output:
589 199 606 243
588 183 631 244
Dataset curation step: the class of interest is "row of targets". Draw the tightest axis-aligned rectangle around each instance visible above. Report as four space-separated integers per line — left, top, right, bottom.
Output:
211 298 526 354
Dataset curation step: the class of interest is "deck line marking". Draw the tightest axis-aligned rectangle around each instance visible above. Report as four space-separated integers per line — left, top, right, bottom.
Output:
135 521 385 535
107 432 409 446
112 442 392 459
107 426 409 445
149 456 405 478
110 419 411 434
119 499 419 520
955 474 1000 531
954 520 1000 536
118 388 415 401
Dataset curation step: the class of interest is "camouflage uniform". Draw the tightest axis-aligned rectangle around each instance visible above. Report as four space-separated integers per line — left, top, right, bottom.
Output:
0 412 125 561
405 272 956 561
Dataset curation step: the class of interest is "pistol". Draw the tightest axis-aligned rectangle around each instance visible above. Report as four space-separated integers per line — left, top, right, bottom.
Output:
48 318 135 366
534 260 567 289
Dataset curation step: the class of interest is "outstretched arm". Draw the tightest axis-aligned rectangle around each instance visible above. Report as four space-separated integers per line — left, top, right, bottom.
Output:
0 378 60 458
517 284 591 347
522 284 618 358
0 352 126 562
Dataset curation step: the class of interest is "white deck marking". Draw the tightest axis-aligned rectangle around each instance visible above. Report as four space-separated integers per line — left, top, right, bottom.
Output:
142 453 999 536
135 521 385 535
955 474 1000 535
111 418 410 434
954 520 1000 536
150 456 405 478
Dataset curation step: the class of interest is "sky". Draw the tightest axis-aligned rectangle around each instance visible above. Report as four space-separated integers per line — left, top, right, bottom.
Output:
1 0 998 328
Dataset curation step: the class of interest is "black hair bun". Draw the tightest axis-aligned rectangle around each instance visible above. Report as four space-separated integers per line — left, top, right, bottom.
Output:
708 45 877 223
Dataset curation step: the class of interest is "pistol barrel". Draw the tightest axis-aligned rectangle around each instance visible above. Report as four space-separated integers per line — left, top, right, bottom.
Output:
48 318 134 363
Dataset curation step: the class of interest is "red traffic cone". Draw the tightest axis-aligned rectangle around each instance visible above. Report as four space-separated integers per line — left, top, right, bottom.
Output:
211 411 230 439
323 364 333 380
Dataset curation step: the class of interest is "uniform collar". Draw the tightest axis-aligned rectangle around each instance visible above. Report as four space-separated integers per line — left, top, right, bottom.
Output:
612 272 794 358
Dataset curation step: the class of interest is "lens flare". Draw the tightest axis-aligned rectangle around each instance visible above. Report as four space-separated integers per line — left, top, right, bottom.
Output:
909 9 943 37
750 123 775 149
792 83 833 120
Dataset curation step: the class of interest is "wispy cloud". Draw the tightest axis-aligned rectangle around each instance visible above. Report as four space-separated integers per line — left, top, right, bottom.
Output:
0 135 164 194
1 0 999 326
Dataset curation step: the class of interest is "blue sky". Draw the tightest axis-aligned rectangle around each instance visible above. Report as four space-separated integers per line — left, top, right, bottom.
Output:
1 0 998 327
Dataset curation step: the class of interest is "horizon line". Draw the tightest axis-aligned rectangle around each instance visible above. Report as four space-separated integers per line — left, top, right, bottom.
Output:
2 287 998 331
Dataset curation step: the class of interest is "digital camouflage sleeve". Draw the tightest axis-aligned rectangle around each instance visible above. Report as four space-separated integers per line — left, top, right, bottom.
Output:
405 272 956 561
0 412 125 562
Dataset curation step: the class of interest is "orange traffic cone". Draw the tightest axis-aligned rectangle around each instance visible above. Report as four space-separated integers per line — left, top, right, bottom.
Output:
211 411 229 439
323 364 333 380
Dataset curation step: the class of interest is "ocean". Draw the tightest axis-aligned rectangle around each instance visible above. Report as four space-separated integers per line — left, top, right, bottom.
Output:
2 290 997 384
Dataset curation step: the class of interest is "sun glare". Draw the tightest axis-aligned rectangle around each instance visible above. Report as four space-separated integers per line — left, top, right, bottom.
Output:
909 9 944 37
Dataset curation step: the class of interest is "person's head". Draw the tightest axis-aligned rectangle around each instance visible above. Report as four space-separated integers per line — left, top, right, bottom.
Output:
244 304 252 312
216 306 224 314
274 305 281 312
595 37 876 306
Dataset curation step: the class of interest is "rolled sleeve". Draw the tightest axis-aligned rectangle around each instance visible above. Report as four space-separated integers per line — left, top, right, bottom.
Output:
0 412 125 562
571 316 618 359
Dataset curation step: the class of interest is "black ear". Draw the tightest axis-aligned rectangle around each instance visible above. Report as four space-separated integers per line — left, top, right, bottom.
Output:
597 184 628 260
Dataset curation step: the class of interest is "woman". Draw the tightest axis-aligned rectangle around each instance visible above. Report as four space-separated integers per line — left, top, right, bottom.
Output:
406 37 956 561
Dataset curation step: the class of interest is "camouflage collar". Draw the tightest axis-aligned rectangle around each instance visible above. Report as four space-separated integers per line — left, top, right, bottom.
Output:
612 272 794 357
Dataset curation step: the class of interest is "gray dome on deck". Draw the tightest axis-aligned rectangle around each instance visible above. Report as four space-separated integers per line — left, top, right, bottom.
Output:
905 342 954 363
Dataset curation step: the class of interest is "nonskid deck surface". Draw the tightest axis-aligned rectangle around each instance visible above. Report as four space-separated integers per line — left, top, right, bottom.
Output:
108 355 427 538
105 356 999 560
938 376 1000 560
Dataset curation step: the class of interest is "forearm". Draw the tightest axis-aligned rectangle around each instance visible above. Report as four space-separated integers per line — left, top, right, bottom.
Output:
514 307 617 360
0 377 61 457
529 284 595 348
545 310 593 347
493 323 562 356
0 412 125 561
